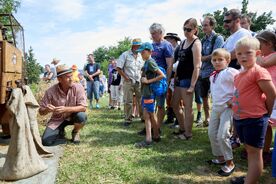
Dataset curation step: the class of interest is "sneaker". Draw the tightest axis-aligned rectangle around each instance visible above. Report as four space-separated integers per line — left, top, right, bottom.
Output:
134 140 152 148
71 130 80 144
95 104 100 109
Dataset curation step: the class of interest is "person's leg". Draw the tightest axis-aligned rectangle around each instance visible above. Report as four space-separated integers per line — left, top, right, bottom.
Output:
110 85 116 108
165 88 174 124
86 81 93 109
244 144 263 184
194 81 203 124
144 109 152 142
217 108 235 170
156 95 166 130
208 107 224 161
134 83 143 120
200 78 210 124
93 81 100 107
71 112 87 143
183 89 194 137
123 81 133 124
264 123 272 153
172 87 185 132
42 127 60 146
132 95 137 117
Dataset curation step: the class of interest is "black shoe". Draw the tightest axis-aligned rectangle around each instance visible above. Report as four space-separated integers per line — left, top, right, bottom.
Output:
123 122 131 127
137 128 146 135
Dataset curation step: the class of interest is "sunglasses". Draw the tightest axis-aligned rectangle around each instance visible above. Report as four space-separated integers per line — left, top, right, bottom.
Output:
183 27 193 32
223 19 233 24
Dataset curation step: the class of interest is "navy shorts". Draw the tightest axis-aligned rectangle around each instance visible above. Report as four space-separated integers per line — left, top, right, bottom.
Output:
234 115 269 148
175 79 191 88
142 96 155 113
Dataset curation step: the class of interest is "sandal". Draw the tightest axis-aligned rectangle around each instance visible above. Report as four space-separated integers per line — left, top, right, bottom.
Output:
230 176 245 184
172 129 185 135
134 140 152 148
206 159 226 165
175 134 192 140
217 165 235 177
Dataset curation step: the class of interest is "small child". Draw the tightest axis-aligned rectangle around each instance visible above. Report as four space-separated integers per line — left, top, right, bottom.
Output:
78 73 87 92
230 37 276 184
256 30 276 171
207 48 238 177
134 42 165 148
110 63 122 109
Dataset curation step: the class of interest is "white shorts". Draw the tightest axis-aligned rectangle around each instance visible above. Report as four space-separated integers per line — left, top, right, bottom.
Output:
110 85 123 102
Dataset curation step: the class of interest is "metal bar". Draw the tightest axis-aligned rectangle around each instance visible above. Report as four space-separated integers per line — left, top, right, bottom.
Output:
8 14 16 47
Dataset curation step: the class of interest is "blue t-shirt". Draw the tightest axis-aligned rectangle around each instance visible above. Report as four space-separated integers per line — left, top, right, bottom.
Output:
151 40 173 70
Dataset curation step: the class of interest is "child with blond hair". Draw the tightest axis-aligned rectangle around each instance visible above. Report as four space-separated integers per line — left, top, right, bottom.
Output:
231 37 276 184
207 48 238 177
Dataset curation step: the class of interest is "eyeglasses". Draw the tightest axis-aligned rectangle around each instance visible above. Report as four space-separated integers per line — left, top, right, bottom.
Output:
202 24 209 27
183 27 192 32
223 19 233 24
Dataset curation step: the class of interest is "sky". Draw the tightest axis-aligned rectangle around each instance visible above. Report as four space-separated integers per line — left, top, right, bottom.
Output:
15 0 276 69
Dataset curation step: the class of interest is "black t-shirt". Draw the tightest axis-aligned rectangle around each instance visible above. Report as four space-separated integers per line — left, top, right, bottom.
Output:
111 69 121 86
85 63 100 81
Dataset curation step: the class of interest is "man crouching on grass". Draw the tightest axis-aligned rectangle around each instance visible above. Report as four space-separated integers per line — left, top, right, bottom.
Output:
39 64 87 146
135 42 165 148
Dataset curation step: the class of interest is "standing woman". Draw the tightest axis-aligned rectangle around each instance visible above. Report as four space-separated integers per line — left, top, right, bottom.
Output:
172 18 202 139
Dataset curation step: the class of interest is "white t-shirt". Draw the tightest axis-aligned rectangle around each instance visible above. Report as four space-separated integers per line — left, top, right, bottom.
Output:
223 28 252 52
210 68 239 106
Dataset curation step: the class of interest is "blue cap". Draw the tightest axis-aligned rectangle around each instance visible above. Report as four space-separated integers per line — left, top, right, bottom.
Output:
136 42 153 52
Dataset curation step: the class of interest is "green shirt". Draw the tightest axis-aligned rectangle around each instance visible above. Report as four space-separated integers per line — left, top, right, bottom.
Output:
141 58 159 97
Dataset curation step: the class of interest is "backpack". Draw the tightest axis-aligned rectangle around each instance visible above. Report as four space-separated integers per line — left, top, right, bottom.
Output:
144 61 167 97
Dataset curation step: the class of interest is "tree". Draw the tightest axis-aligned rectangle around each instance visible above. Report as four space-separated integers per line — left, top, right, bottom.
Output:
201 0 275 38
93 37 132 76
0 0 21 13
25 47 43 84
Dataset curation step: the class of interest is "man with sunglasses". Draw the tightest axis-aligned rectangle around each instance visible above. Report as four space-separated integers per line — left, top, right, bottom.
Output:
222 9 252 69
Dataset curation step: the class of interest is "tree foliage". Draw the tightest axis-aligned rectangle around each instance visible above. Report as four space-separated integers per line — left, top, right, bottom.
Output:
25 47 43 84
200 0 275 39
93 37 132 76
0 0 21 14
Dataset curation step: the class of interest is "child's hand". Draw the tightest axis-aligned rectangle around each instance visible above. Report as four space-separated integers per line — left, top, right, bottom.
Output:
141 77 148 84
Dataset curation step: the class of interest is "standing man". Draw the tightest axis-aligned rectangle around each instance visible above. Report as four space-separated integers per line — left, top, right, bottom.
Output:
116 38 144 126
39 64 87 146
150 23 174 132
223 9 252 69
197 16 224 127
84 53 101 109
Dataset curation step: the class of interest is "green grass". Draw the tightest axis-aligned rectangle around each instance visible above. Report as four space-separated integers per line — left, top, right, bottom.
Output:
54 94 274 184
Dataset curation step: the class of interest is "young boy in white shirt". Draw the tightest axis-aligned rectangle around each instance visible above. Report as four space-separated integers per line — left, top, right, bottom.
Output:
207 48 239 176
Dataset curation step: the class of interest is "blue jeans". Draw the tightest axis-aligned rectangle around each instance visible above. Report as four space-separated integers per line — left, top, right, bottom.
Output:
42 112 87 146
87 80 100 100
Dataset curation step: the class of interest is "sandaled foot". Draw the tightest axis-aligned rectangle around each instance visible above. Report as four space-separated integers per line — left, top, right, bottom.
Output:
217 164 235 177
206 159 226 165
134 140 152 148
175 133 192 140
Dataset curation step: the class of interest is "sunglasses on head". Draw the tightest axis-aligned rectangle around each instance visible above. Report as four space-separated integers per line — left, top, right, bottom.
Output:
183 27 192 32
223 19 233 24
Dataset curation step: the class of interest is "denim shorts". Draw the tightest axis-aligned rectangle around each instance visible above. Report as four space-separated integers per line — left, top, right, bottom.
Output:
175 79 191 88
142 96 155 113
156 94 166 108
234 115 269 148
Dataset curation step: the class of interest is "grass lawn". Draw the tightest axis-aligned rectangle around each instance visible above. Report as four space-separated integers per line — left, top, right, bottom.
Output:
53 94 274 184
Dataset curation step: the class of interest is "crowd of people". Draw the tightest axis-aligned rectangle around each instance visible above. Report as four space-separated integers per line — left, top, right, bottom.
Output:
38 8 276 184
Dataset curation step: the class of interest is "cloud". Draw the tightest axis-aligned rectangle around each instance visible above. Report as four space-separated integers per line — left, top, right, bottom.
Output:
51 0 86 21
21 0 276 69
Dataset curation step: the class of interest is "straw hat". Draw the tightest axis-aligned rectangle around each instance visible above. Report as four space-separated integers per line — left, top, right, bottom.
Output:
164 33 181 42
51 58 60 65
56 64 72 77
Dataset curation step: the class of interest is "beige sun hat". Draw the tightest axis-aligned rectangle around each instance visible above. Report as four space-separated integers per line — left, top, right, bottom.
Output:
56 64 72 77
51 58 60 65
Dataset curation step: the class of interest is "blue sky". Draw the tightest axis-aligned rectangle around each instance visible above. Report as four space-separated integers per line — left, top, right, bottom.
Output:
15 0 276 68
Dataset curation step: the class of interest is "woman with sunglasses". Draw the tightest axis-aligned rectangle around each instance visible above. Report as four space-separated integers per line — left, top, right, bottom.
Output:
172 18 202 140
